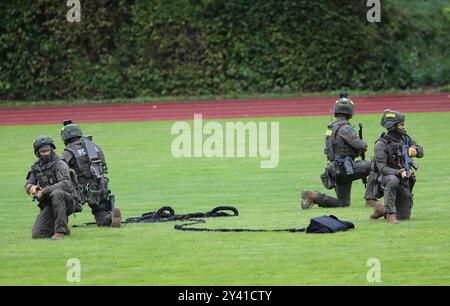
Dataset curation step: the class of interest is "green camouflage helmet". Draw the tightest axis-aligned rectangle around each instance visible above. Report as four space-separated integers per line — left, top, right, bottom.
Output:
333 93 355 116
380 109 405 130
61 123 83 141
33 135 56 156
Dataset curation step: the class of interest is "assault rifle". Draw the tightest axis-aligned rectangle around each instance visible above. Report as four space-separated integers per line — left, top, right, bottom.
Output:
399 144 418 179
358 123 367 188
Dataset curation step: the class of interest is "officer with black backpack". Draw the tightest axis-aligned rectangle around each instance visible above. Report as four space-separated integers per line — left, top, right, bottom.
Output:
60 121 122 227
301 93 372 209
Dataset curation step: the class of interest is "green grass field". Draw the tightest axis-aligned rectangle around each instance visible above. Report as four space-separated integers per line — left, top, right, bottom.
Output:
1 112 449 285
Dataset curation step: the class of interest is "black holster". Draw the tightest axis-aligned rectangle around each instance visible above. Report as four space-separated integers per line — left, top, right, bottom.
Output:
336 156 354 176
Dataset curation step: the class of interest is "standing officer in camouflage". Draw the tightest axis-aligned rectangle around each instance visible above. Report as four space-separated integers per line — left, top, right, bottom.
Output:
60 120 122 227
301 93 372 209
25 136 75 240
369 110 424 224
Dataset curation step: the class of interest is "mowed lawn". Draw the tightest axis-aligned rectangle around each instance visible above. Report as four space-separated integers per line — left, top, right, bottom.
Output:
0 112 449 286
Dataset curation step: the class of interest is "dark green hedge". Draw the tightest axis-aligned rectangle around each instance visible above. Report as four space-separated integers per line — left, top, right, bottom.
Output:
0 0 448 100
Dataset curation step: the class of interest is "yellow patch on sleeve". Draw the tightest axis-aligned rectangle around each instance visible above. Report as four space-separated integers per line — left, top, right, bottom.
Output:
386 113 396 118
325 129 333 136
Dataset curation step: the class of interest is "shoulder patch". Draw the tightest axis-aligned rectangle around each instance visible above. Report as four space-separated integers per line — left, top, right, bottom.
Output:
58 168 69 177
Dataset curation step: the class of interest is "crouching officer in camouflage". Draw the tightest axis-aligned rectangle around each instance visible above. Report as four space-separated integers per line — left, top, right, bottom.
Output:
301 93 372 209
25 136 77 240
369 110 424 224
60 120 122 227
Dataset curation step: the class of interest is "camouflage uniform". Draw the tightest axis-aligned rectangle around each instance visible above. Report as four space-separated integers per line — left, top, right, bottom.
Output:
374 131 424 219
60 123 116 226
25 137 75 238
315 115 371 207
302 94 371 209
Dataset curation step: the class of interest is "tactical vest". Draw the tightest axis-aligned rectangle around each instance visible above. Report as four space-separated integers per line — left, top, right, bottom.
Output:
375 133 412 170
32 156 60 188
32 156 83 212
324 120 358 162
64 136 107 180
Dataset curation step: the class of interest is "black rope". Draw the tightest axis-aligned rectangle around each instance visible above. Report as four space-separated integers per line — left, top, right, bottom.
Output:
73 206 305 233
73 222 97 227
124 206 239 223
174 220 305 233
73 206 239 227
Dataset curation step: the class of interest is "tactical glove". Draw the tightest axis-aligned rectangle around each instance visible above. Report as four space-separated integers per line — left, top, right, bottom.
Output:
29 185 43 200
35 190 43 200
408 147 417 157
398 169 414 179
29 185 37 197
398 169 408 179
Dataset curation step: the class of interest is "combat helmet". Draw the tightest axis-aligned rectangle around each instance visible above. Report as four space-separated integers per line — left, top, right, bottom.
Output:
333 93 355 117
380 109 405 130
33 135 56 156
61 120 83 142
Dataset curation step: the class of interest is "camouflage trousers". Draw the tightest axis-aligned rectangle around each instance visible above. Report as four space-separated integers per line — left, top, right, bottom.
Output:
382 175 413 220
32 190 74 238
315 160 371 207
79 178 114 226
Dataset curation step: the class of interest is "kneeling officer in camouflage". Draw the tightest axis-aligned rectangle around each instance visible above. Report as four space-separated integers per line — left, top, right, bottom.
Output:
369 110 424 224
301 93 371 208
60 120 121 227
26 136 76 240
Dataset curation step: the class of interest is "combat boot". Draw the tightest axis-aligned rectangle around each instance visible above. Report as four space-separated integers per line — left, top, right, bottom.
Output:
51 233 65 240
301 190 318 209
365 199 381 208
370 203 385 220
111 208 122 228
387 213 400 224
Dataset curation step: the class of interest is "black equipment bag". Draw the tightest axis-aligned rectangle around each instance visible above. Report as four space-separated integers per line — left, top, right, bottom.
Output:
306 215 354 233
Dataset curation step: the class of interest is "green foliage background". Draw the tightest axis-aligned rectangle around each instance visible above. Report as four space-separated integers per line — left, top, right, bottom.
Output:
0 0 449 101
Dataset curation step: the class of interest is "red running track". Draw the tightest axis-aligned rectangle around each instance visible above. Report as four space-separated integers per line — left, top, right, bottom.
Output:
0 93 449 126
